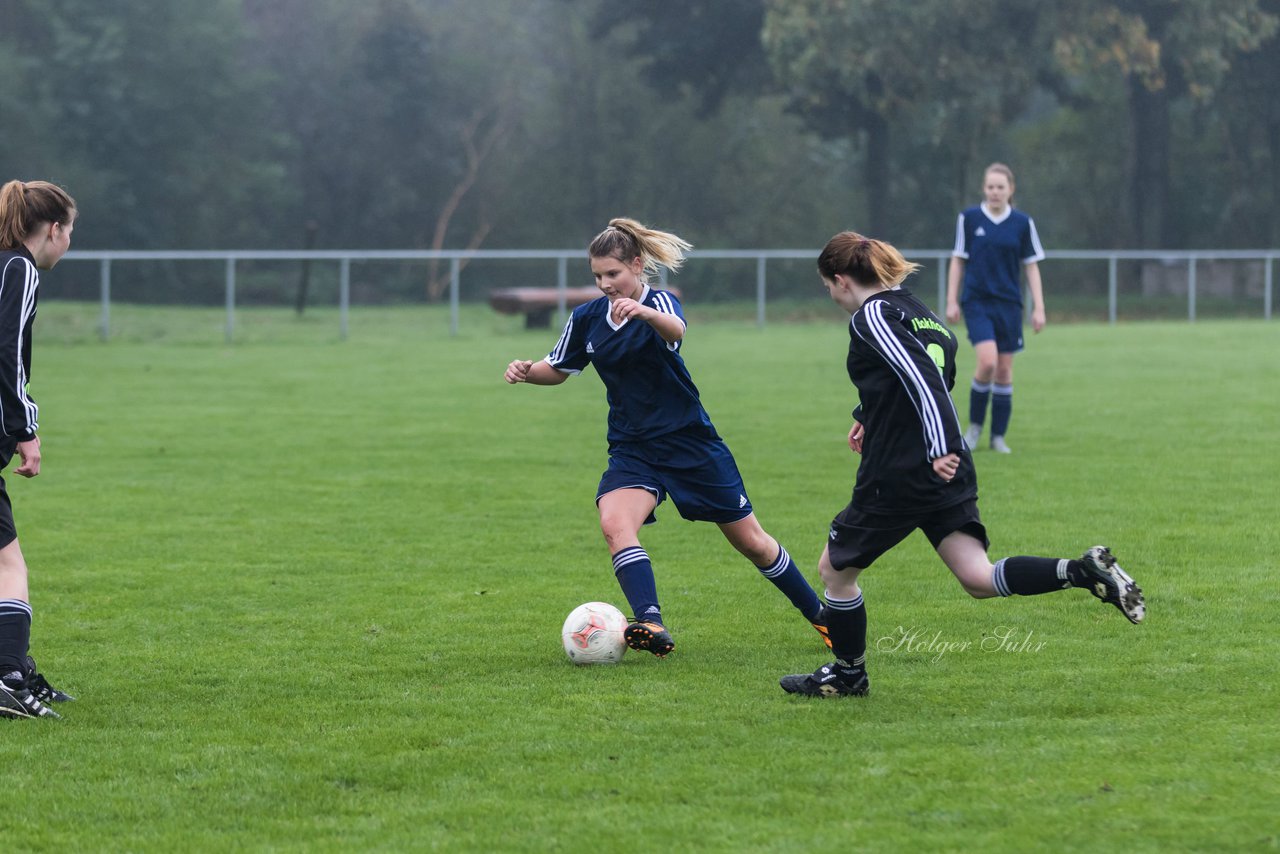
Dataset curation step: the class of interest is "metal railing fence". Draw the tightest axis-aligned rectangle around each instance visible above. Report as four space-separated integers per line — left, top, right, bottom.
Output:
62 248 1277 341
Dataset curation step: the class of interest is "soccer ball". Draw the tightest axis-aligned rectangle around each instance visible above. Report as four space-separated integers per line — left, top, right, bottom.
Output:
561 602 627 665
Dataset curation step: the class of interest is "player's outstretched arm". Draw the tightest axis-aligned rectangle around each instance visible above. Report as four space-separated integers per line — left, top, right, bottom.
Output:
504 358 568 385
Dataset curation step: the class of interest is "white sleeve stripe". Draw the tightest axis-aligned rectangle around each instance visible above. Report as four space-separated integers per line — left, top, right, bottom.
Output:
19 262 38 431
952 213 968 259
1024 218 1046 263
0 258 40 436
546 315 574 365
652 291 684 326
652 291 685 350
861 301 947 458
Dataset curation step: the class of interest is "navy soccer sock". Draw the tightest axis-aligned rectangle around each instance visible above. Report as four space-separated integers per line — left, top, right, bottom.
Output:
756 546 822 621
0 599 32 679
969 379 992 427
992 556 1079 596
991 383 1013 437
823 591 867 670
612 547 662 625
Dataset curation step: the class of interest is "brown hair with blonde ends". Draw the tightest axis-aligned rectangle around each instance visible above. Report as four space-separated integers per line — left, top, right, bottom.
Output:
984 162 1015 187
0 180 77 250
817 232 921 289
588 217 692 279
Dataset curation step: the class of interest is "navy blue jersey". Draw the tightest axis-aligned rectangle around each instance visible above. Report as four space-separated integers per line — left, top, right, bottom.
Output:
847 287 976 513
545 285 713 443
952 204 1044 305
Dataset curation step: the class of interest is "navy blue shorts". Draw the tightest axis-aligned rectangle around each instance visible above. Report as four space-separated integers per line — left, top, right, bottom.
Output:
826 499 988 570
596 427 753 525
962 299 1024 353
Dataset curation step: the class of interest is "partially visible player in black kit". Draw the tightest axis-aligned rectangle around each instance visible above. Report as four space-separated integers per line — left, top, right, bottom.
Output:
0 180 77 719
779 231 1144 698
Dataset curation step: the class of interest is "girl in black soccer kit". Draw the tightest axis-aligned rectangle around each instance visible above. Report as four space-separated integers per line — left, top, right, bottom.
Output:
0 180 76 719
505 218 830 658
779 232 1144 698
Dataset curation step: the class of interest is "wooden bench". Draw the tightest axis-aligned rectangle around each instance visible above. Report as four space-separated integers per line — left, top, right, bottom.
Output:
489 286 682 328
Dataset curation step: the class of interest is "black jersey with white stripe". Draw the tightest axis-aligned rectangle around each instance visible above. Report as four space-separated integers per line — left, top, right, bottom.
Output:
0 247 39 442
544 284 714 443
846 287 976 512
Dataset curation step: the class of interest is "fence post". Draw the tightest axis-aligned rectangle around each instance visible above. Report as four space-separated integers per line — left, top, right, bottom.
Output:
1265 256 1273 321
756 256 767 328
98 258 111 341
556 256 568 326
449 257 460 338
1108 255 1117 325
225 258 236 343
937 261 946 315
339 257 350 340
1188 256 1197 322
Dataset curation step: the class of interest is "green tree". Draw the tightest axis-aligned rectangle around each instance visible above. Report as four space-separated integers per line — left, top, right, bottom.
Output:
0 0 281 251
761 0 1045 240
1048 0 1278 246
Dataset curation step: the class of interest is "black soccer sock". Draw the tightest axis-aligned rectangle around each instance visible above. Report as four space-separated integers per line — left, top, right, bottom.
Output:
0 599 33 679
823 591 867 670
969 379 992 427
612 547 662 625
991 383 1013 437
756 545 823 622
992 556 1073 596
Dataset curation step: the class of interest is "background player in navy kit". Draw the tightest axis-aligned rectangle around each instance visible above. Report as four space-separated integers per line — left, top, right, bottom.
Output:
505 218 829 657
945 163 1045 454
779 232 1143 698
0 180 77 719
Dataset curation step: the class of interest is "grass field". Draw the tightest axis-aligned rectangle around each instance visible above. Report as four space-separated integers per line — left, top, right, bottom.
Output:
4 303 1278 851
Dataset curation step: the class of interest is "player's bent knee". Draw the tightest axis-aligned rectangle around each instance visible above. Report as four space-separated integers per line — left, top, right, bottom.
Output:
960 581 997 599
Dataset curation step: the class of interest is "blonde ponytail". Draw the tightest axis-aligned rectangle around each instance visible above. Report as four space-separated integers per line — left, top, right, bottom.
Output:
589 217 692 278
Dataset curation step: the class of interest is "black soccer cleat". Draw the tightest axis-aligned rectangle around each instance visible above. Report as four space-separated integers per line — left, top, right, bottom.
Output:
25 656 74 703
624 621 675 658
0 673 60 720
779 662 870 698
1080 546 1145 624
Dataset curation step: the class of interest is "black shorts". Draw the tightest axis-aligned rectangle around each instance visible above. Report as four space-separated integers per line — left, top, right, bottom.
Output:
826 499 989 571
0 438 16 549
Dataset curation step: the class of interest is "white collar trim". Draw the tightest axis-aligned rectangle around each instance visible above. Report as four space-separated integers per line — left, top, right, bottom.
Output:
981 203 1013 225
605 283 649 331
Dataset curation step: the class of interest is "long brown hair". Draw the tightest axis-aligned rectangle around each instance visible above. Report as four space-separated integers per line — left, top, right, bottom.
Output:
0 180 77 250
817 232 921 288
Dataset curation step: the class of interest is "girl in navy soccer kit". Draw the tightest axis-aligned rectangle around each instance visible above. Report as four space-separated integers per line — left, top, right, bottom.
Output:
779 232 1143 698
0 180 77 720
505 218 829 657
946 163 1045 454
